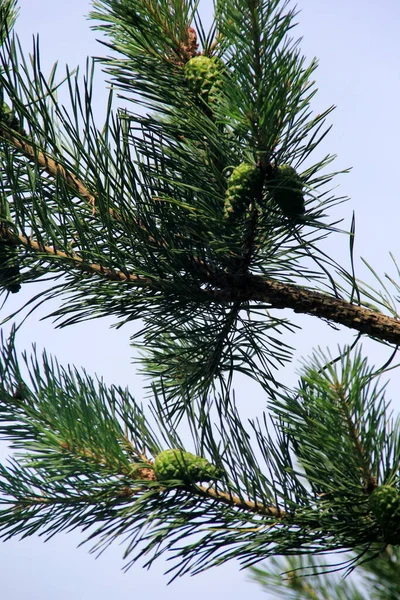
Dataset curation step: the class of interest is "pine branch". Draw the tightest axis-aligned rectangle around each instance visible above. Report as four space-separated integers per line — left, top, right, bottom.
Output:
209 273 400 345
0 132 396 339
249 553 369 599
1 1 400 585
249 547 400 600
0 119 397 345
0 10 397 367
1 334 399 578
0 122 97 207
0 333 290 575
0 128 396 345
9 231 153 286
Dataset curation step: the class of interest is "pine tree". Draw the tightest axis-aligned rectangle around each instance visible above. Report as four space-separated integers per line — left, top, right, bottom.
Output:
1 0 400 596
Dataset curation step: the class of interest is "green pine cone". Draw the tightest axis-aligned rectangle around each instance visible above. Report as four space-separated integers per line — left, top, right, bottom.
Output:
224 162 263 220
268 164 305 219
369 485 400 543
184 55 225 105
154 449 221 483
0 241 21 293
1 102 21 131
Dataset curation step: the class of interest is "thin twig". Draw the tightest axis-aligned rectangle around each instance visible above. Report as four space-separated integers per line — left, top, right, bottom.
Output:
196 484 285 518
16 233 153 286
0 125 96 207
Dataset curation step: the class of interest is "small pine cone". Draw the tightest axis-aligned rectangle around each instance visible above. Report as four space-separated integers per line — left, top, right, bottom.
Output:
154 449 221 483
369 484 400 543
268 164 305 219
0 240 21 293
13 382 29 401
1 102 14 122
1 102 22 131
184 55 225 105
224 162 263 220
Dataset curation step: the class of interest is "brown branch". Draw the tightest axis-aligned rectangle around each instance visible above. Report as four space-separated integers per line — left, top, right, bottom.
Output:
0 124 170 248
196 484 285 518
331 382 377 493
0 125 97 208
17 481 285 524
113 481 284 518
14 232 400 346
16 234 154 287
208 273 400 346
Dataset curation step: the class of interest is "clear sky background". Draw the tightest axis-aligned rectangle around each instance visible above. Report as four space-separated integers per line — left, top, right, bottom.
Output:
1 0 400 599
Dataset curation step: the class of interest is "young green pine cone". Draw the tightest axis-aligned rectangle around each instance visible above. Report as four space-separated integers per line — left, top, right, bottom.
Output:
1 102 22 131
268 164 305 219
154 449 221 483
0 198 21 293
369 484 400 543
184 55 225 106
224 162 263 220
0 240 21 293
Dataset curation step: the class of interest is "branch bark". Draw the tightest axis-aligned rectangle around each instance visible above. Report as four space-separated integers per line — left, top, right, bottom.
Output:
14 233 400 346
233 274 400 345
0 125 97 207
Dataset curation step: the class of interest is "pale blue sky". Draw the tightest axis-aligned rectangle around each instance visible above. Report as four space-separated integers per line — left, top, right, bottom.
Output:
1 1 400 598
